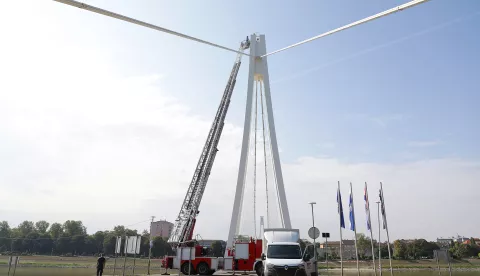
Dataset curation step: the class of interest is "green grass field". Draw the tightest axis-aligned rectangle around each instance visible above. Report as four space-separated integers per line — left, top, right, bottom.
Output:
1 255 479 275
317 258 480 270
0 254 178 274
0 254 180 275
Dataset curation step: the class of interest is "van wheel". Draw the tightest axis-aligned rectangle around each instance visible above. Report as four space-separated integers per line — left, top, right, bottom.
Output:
197 262 210 275
181 262 195 275
255 263 263 276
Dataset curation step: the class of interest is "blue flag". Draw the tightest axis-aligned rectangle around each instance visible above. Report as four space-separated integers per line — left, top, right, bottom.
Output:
337 188 345 228
349 189 356 231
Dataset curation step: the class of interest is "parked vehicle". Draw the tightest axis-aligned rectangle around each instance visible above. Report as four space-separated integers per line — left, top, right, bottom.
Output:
260 229 314 276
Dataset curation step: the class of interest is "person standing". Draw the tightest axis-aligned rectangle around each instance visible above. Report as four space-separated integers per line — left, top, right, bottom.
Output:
96 253 106 276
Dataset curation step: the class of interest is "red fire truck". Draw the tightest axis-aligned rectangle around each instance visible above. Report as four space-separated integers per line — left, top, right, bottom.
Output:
162 237 263 275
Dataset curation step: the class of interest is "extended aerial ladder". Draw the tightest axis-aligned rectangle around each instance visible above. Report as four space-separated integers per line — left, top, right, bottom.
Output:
168 38 251 246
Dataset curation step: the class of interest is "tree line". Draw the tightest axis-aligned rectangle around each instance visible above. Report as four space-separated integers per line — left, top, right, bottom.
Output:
0 220 173 257
358 234 480 260
393 238 480 259
299 233 480 260
2 220 477 260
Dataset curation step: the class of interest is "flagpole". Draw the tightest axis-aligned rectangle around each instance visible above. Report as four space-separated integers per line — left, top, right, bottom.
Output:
365 182 377 276
376 201 382 276
350 182 360 276
337 181 344 276
380 182 394 276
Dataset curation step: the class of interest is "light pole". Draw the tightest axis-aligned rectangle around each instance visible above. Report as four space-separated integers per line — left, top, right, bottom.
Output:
376 201 382 276
148 216 155 275
308 202 318 276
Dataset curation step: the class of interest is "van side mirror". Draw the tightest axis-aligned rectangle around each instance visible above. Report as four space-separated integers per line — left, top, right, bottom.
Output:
303 254 310 262
261 253 266 260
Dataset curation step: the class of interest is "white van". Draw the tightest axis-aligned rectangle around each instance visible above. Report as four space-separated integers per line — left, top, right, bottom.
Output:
260 229 314 276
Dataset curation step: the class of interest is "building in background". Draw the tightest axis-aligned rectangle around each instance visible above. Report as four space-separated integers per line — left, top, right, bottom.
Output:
455 235 470 243
319 240 358 259
463 238 480 245
150 220 174 239
436 237 454 248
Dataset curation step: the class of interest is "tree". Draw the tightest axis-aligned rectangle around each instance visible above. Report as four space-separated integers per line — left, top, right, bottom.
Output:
0 221 11 251
357 233 372 259
71 235 86 255
470 237 476 245
93 231 106 253
63 220 86 236
37 233 54 254
393 240 406 259
84 235 97 255
211 241 224 257
0 221 11 237
113 225 137 236
56 233 72 255
49 223 63 239
17 221 35 236
103 232 117 255
412 239 438 259
140 232 151 257
450 242 469 259
151 237 173 257
382 243 393 258
406 241 419 259
469 244 480 258
35 221 50 233
113 226 126 235
11 237 23 253
23 232 40 253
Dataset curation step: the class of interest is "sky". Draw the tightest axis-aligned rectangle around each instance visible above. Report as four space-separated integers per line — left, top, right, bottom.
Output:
1 0 479 242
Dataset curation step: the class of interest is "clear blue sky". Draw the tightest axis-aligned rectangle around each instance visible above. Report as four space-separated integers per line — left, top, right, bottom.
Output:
1 0 479 240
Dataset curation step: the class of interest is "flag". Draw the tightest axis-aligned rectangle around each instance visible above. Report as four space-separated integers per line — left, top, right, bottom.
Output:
364 183 371 231
337 188 345 228
379 188 387 229
349 188 355 231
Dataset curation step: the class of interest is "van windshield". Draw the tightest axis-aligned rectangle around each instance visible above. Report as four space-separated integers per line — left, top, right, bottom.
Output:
267 245 302 259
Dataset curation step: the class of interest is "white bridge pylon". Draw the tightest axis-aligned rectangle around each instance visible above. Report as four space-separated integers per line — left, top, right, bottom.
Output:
225 34 291 254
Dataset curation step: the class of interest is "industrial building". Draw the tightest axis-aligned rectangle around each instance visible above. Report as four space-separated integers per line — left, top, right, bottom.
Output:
150 220 174 239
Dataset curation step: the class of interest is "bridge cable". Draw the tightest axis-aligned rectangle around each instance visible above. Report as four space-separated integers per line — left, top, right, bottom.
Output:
262 0 431 57
53 0 250 56
259 80 270 228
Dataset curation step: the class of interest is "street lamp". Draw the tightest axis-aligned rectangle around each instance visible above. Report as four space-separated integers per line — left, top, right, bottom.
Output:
308 202 318 276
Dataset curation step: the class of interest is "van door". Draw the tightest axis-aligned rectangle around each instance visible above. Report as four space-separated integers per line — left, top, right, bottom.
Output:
302 244 315 276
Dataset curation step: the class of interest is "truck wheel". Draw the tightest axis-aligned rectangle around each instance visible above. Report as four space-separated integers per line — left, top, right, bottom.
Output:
255 263 264 276
197 262 210 275
181 262 196 275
